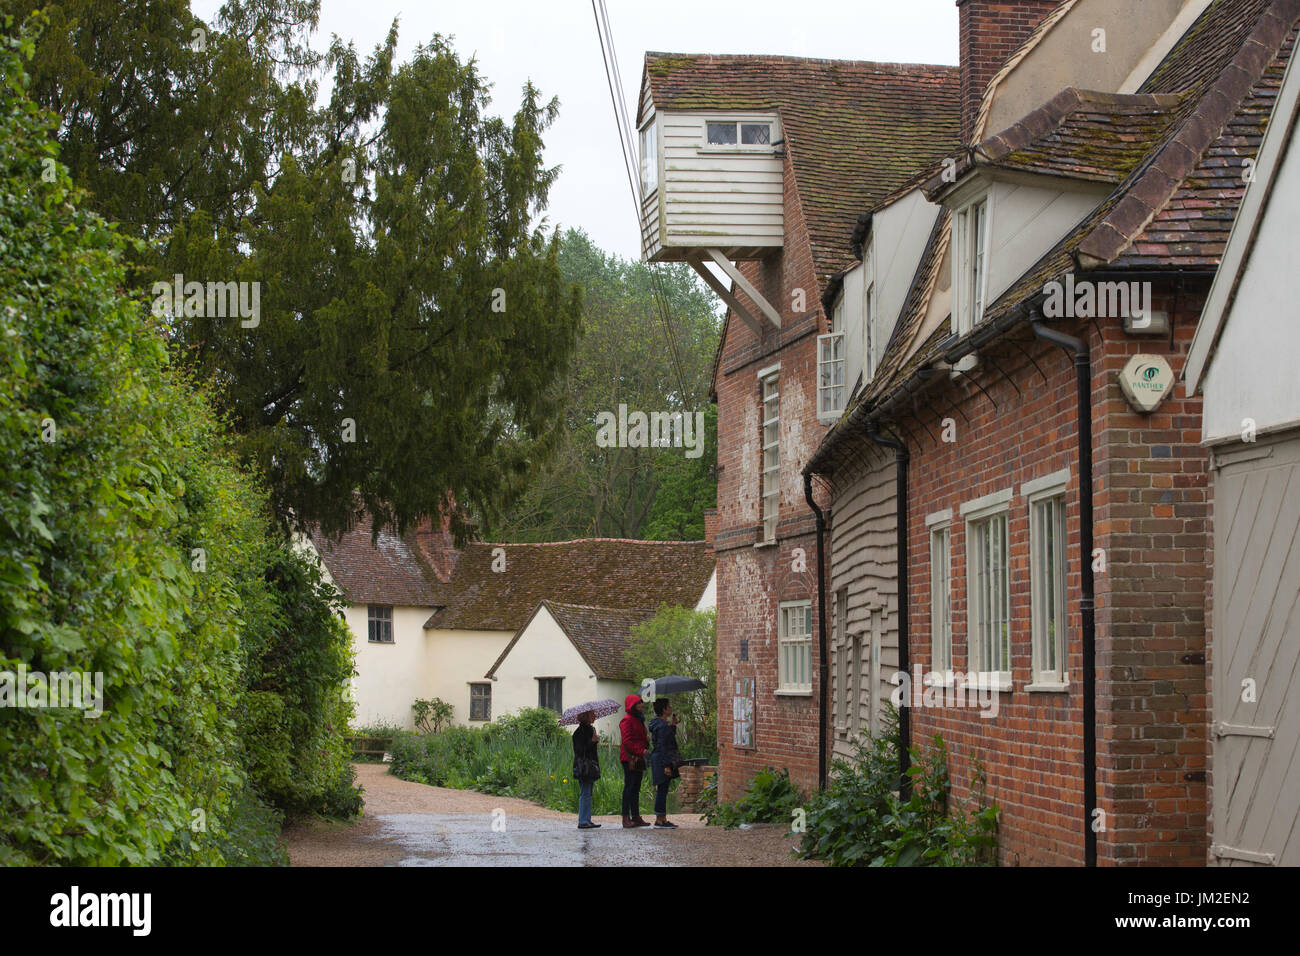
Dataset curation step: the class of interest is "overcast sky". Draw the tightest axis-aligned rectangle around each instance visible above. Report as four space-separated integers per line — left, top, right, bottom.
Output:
193 0 961 260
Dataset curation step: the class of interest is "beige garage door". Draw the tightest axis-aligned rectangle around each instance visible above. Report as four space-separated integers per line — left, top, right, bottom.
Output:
1211 432 1300 866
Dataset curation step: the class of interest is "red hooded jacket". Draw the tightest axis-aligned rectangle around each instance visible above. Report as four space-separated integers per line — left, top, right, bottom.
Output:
619 693 648 763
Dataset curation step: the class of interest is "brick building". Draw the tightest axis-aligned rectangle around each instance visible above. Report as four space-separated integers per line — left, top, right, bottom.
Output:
807 0 1300 865
635 54 961 797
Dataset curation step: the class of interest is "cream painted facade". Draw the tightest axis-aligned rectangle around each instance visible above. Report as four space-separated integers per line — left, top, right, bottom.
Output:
425 627 512 726
489 606 636 743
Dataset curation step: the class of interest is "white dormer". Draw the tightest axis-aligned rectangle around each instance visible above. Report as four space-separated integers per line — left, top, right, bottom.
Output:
940 170 1109 338
817 189 941 422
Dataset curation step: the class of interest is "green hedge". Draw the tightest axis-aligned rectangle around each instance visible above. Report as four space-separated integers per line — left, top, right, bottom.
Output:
0 22 357 865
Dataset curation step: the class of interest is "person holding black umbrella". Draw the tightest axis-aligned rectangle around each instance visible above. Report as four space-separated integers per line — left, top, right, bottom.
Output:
649 697 683 829
619 693 651 828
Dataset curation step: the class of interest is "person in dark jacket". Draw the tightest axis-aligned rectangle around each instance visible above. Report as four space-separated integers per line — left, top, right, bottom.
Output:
618 693 650 828
649 697 682 829
572 710 601 829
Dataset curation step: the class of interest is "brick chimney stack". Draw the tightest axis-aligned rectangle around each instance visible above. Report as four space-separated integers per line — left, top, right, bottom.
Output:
703 507 718 554
958 0 1062 142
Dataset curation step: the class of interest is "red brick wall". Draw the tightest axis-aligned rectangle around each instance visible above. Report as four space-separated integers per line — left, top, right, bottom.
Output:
957 0 1062 141
713 159 829 801
896 287 1209 865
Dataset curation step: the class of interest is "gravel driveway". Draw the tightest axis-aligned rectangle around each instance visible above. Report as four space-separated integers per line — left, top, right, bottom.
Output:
282 762 820 867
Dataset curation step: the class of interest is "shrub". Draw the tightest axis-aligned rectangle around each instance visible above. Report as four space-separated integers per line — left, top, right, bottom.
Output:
627 606 717 763
798 706 999 866
704 766 804 829
412 697 454 734
484 706 569 746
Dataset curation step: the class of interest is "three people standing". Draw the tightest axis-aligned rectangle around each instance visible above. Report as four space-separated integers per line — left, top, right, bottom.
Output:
569 692 684 829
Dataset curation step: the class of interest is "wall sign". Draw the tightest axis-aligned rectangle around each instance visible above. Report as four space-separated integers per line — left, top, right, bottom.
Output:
732 678 755 749
1119 354 1174 414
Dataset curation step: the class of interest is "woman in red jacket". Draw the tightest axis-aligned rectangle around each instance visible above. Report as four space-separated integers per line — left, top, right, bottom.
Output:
619 693 651 828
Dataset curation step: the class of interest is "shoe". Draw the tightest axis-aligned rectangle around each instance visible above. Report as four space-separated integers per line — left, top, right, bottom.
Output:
578 822 599 829
653 816 677 829
633 816 652 827
622 817 636 829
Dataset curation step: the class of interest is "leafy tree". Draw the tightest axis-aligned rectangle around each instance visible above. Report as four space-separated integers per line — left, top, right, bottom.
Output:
10 0 584 539
627 607 717 763
494 230 719 541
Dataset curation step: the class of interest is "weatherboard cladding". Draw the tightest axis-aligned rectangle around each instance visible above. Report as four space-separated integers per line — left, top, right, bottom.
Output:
424 539 714 632
485 603 654 682
641 53 962 286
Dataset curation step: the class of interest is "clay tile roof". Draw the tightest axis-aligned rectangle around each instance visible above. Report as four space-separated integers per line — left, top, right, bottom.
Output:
485 603 655 681
642 53 962 285
424 539 714 632
1078 0 1299 268
308 514 452 607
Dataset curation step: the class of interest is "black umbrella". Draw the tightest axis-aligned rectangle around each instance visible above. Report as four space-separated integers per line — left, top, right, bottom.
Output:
647 675 706 695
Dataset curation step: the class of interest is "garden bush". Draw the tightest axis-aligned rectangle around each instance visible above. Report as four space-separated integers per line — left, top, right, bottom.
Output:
703 767 804 829
797 707 999 866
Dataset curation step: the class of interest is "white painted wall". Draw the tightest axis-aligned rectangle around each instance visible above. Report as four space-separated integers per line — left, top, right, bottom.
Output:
489 607 634 742
1200 125 1300 443
345 604 431 730
424 627 513 727
695 569 717 611
983 0 1193 137
984 176 1107 310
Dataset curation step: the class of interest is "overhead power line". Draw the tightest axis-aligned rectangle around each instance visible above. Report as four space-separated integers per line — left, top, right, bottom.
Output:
591 0 695 407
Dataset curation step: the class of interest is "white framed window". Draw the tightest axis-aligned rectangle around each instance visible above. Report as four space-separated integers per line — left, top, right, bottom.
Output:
367 605 393 644
761 373 780 542
706 120 772 147
817 332 846 420
640 119 658 195
778 600 813 693
961 489 1011 685
1025 470 1070 688
952 195 991 335
930 524 952 674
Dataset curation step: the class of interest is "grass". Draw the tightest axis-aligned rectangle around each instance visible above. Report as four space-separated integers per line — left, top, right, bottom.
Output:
386 708 680 817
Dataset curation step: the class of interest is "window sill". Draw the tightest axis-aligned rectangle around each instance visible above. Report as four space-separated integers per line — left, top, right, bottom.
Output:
775 689 812 697
816 411 844 426
753 539 778 549
962 675 1013 693
1025 680 1070 694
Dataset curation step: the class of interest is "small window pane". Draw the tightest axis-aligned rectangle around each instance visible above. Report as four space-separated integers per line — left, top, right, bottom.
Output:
741 123 770 145
707 122 737 145
368 605 393 643
470 683 491 721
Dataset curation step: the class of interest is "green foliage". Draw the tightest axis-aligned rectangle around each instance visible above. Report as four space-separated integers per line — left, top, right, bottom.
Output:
494 229 719 541
0 24 356 864
412 697 455 734
17 0 584 541
704 767 804 829
388 712 651 815
798 707 999 866
627 607 717 763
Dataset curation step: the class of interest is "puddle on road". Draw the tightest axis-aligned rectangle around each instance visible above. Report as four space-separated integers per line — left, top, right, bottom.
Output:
373 813 677 867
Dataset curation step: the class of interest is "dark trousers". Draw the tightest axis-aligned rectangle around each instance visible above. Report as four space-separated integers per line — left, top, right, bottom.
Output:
620 761 643 817
654 778 670 816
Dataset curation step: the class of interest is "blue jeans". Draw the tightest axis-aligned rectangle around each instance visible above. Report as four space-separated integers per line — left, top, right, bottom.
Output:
654 778 669 816
578 779 594 825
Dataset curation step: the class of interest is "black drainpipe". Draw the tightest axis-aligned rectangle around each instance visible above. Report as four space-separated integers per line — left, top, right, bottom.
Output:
804 472 830 790
1031 318 1097 868
867 422 911 798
